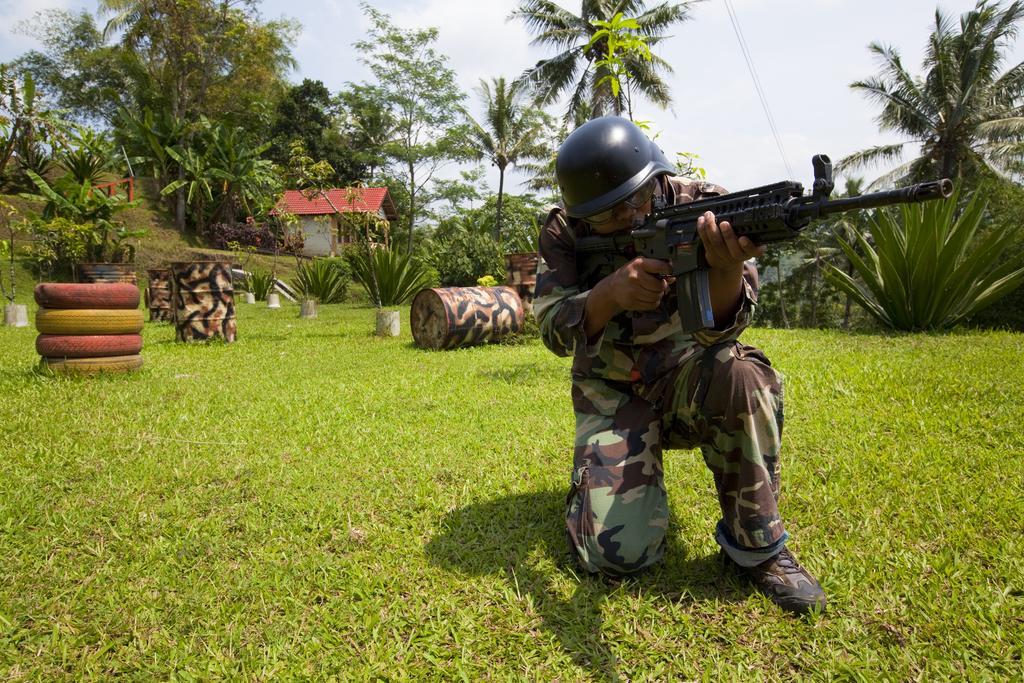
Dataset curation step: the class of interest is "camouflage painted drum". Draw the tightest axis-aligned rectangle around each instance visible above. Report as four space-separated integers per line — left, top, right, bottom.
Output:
146 268 174 322
77 263 139 285
171 261 236 342
504 252 538 313
410 286 524 350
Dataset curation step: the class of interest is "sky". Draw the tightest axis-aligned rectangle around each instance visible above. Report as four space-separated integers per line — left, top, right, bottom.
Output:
2 0 1024 194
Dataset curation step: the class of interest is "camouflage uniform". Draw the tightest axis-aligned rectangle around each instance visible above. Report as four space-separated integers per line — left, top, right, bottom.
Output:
535 176 789 576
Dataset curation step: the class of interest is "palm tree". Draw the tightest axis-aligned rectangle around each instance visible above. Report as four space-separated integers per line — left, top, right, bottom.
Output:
509 0 698 124
204 121 277 222
463 77 553 242
838 1 1024 187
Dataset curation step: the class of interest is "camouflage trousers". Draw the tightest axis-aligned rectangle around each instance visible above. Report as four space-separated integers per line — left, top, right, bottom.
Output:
566 342 788 576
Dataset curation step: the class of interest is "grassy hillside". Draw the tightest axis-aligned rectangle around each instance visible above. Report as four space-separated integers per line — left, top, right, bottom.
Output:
1 182 301 305
0 310 1021 678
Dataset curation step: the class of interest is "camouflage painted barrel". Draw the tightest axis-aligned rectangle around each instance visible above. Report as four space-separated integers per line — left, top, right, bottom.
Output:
504 252 539 313
146 268 174 322
78 263 138 285
410 286 524 350
171 261 236 342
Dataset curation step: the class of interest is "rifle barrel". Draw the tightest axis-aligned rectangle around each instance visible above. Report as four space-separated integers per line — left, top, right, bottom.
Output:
809 179 953 219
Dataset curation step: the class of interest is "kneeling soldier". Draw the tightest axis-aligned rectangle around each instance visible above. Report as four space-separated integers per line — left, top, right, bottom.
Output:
535 116 826 615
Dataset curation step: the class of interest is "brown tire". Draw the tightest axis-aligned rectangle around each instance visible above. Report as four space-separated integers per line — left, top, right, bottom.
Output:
35 334 143 358
34 283 140 310
40 354 144 375
35 308 144 335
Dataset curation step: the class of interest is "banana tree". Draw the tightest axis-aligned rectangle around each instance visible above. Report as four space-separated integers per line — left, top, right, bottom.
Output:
117 106 186 208
204 120 277 222
162 146 214 232
1 68 65 192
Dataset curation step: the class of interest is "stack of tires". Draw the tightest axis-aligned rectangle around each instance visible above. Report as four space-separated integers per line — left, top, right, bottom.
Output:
34 283 145 375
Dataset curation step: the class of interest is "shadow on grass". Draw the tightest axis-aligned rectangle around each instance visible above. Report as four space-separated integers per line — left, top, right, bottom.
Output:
425 490 745 681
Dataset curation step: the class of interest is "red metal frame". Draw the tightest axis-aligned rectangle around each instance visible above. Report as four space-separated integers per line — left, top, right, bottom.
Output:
92 177 135 202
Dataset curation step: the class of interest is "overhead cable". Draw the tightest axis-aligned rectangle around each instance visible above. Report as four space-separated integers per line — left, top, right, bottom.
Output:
722 0 796 179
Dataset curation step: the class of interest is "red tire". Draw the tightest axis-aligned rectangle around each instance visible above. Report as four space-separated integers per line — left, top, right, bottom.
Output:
40 354 144 375
34 283 140 310
35 334 143 358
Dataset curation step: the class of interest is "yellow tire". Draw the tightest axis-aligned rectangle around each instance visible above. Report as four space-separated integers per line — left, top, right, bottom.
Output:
40 354 144 376
35 308 144 335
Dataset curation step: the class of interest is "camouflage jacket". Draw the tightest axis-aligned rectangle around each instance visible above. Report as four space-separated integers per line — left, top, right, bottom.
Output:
534 175 760 385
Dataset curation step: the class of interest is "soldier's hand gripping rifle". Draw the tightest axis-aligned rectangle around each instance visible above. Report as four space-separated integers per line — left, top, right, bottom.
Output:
575 154 953 333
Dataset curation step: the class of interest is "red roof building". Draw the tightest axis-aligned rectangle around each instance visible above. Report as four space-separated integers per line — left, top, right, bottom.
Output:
273 188 398 220
272 187 398 257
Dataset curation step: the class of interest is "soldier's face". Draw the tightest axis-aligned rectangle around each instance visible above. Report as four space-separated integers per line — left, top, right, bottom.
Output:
585 197 652 234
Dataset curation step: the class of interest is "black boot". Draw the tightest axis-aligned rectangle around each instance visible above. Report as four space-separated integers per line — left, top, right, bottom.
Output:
723 548 827 615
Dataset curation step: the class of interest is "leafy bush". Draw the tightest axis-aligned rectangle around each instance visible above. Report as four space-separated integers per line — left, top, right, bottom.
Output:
827 192 1024 330
290 258 350 304
23 170 144 263
242 268 276 301
58 127 117 185
428 228 504 286
349 248 436 307
26 217 96 278
477 275 498 287
203 221 276 251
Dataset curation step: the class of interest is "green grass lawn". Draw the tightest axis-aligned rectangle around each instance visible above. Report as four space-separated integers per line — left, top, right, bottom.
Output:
1 302 1022 679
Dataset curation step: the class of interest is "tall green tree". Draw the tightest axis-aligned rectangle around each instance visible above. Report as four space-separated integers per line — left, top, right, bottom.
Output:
463 77 553 242
509 0 698 124
585 11 654 120
12 10 130 126
838 0 1024 186
98 0 296 229
428 167 489 220
268 79 365 185
337 84 396 184
354 4 469 255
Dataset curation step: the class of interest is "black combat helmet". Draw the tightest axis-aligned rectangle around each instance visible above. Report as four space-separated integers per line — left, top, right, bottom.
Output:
555 116 676 218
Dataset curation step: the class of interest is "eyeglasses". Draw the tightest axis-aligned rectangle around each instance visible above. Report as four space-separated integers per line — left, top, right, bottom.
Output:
584 179 657 225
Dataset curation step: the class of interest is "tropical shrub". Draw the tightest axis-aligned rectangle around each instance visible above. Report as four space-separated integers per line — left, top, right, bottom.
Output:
242 268 276 301
966 175 1024 330
429 228 504 286
290 258 350 304
349 248 435 307
203 221 275 251
58 127 117 185
26 217 96 277
826 192 1024 330
22 169 144 263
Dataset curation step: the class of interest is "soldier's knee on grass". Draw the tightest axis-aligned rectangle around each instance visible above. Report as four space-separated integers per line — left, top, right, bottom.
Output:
566 472 669 576
574 524 667 577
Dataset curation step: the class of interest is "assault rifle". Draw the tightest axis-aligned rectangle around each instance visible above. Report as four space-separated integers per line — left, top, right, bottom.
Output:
575 154 953 333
